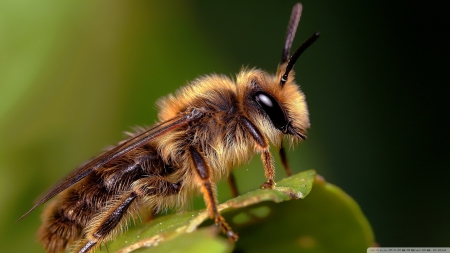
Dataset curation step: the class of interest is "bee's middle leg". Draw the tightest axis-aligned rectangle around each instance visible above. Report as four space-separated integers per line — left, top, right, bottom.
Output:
189 146 238 241
75 177 181 253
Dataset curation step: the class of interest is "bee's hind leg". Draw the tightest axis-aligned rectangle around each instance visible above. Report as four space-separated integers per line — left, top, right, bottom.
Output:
76 192 137 253
75 177 182 253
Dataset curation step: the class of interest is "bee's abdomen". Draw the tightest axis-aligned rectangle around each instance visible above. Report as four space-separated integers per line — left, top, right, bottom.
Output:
38 204 82 253
38 173 114 253
37 143 179 253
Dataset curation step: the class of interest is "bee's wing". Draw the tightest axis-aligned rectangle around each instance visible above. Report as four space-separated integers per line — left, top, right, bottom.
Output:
18 110 202 220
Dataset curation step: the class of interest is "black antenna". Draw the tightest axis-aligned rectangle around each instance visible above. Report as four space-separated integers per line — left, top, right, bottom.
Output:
281 3 302 64
280 32 320 87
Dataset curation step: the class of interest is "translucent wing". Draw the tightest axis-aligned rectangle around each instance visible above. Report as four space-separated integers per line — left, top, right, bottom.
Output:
18 109 203 220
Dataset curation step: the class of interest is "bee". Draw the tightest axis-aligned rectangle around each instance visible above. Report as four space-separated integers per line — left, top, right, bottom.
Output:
19 3 319 253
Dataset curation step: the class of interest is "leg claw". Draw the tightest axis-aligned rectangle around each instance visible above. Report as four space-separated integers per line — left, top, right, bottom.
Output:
260 180 275 189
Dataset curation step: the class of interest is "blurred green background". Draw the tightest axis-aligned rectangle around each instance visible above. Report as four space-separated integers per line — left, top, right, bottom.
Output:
0 1 448 252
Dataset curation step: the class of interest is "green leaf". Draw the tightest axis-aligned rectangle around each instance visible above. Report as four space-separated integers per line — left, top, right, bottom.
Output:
231 174 375 253
128 227 231 253
97 170 374 253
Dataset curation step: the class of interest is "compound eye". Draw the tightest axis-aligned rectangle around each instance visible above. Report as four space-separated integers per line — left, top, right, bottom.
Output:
254 92 288 131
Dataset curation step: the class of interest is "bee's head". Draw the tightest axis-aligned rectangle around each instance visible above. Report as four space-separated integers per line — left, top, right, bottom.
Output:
238 3 319 146
238 67 309 147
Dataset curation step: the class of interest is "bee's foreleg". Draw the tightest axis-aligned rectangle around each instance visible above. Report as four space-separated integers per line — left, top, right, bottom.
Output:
240 116 276 189
75 177 181 253
279 142 292 176
189 146 239 241
227 172 239 198
260 150 276 189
